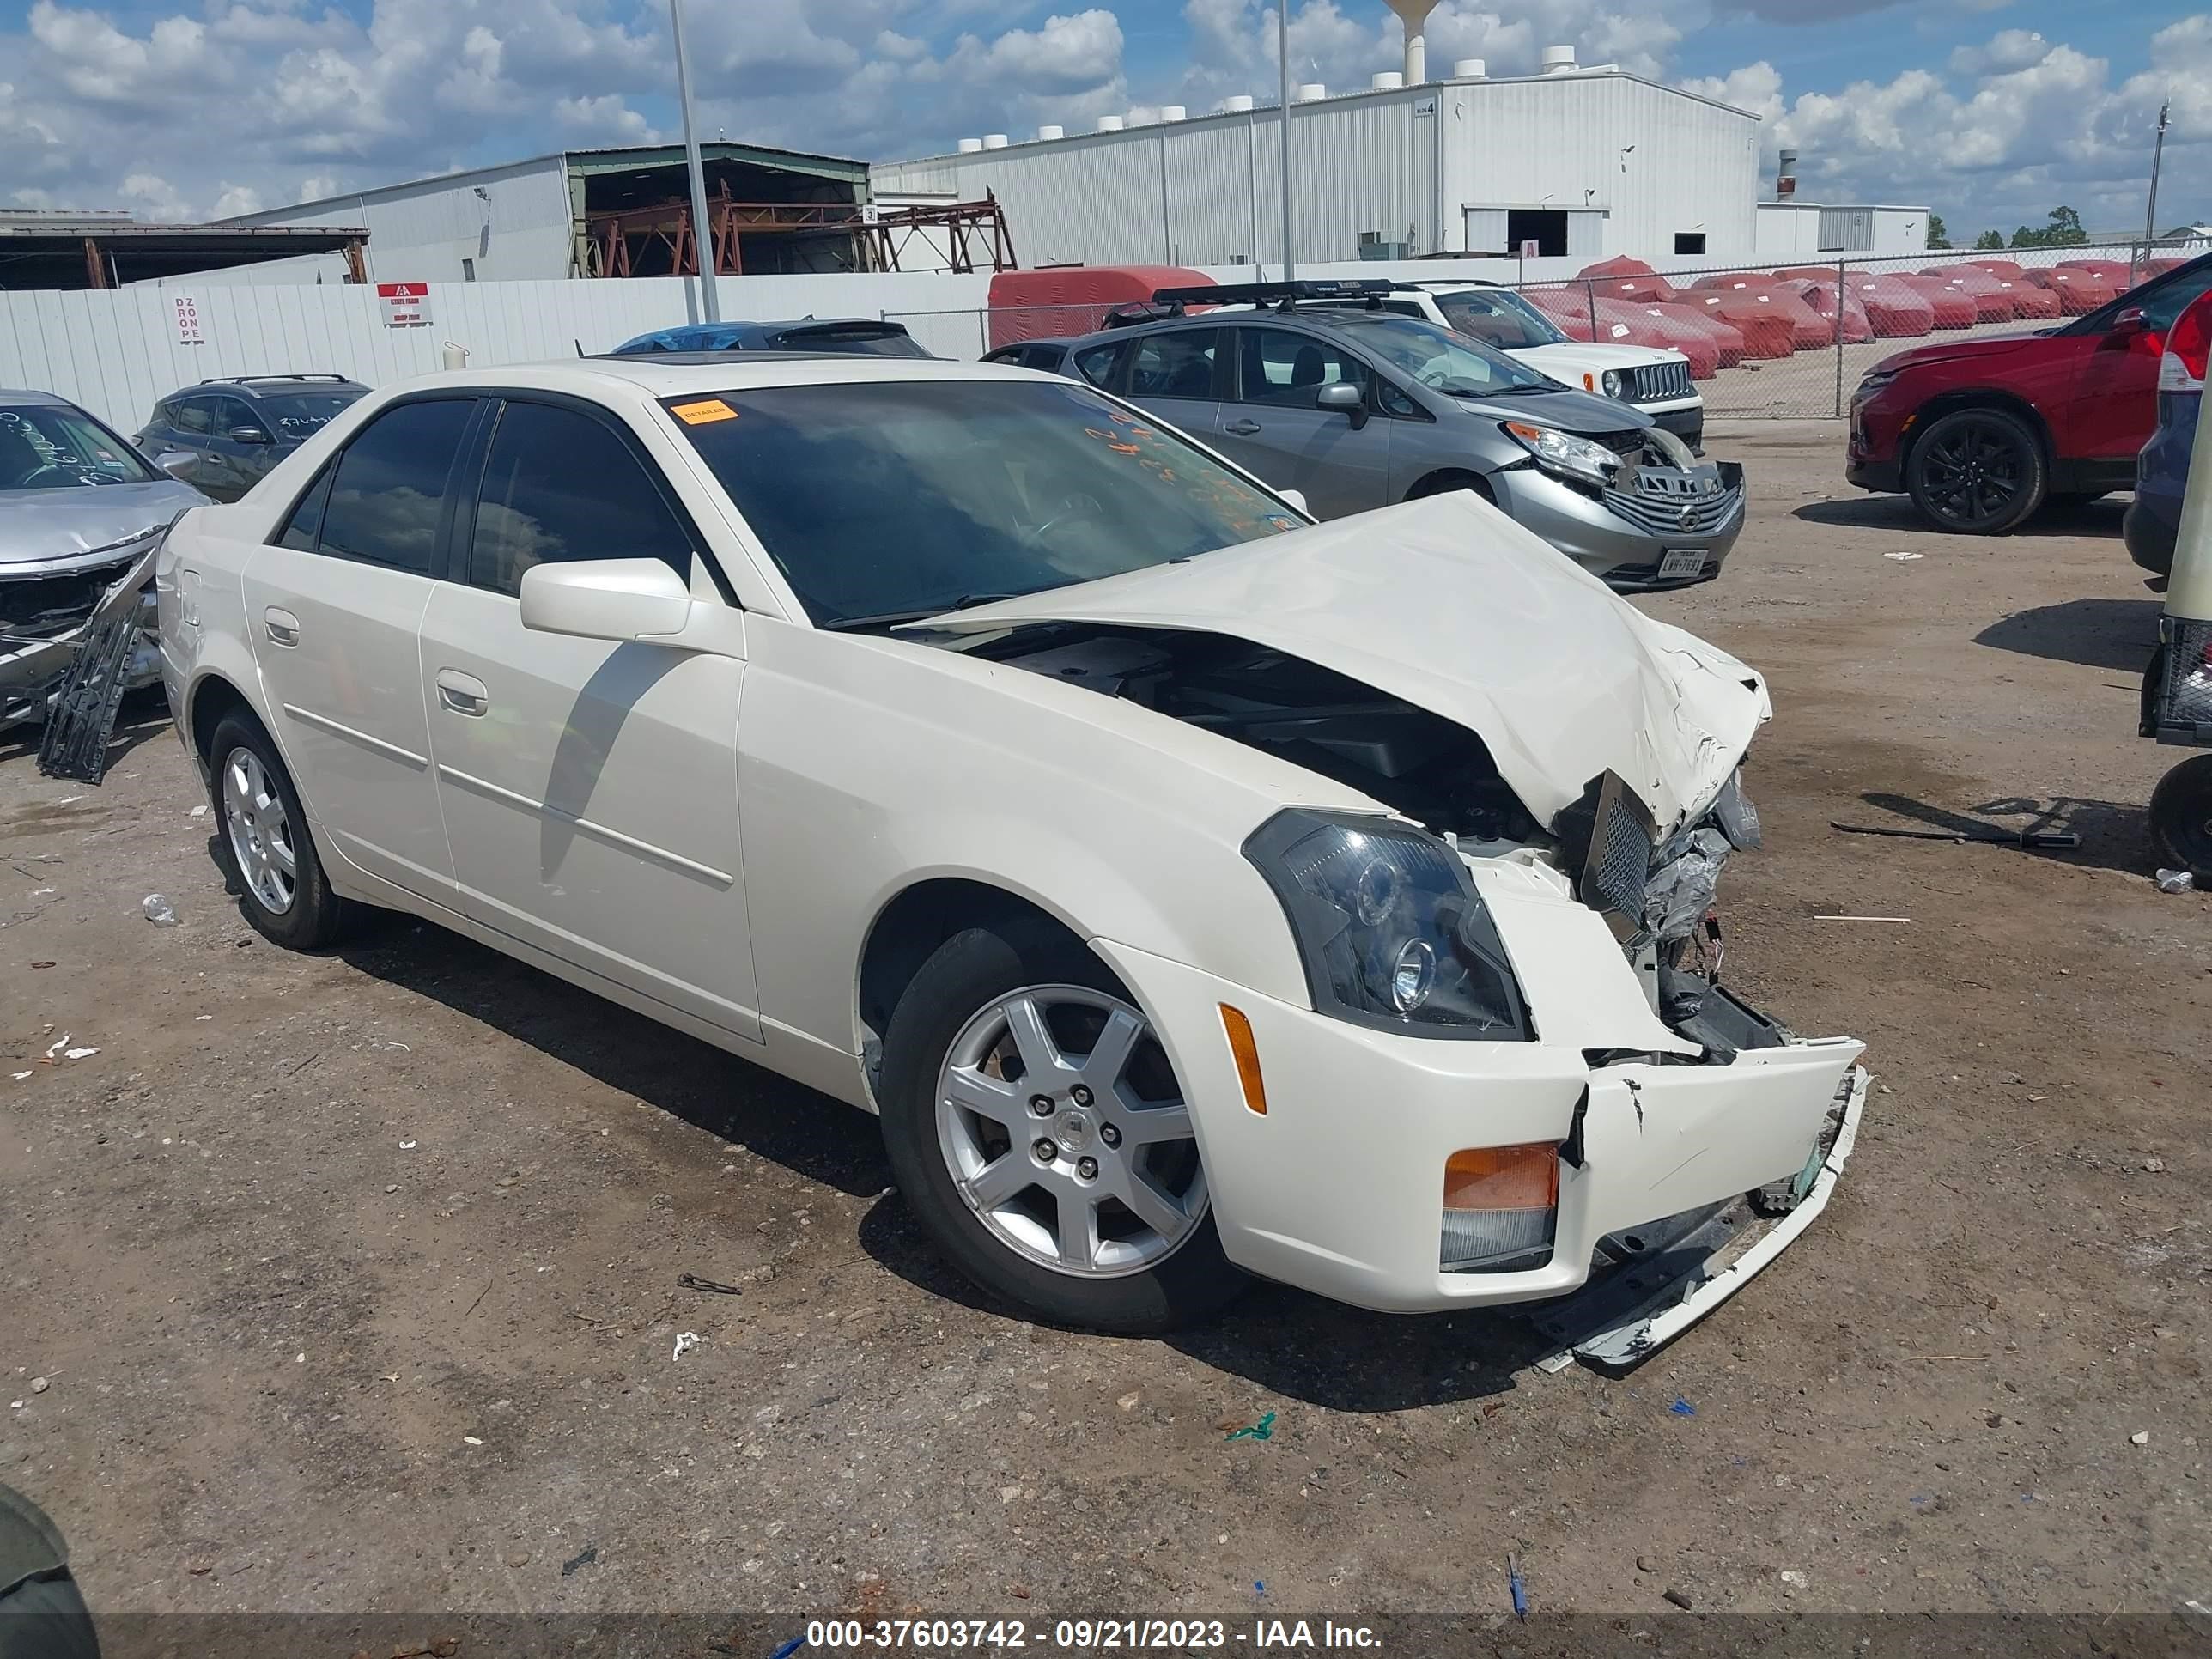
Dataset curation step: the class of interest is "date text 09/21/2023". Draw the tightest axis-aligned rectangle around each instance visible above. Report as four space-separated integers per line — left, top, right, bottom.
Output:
802 1619 1385 1650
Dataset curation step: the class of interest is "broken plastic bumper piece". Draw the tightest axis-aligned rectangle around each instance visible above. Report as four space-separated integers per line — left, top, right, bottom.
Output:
1527 1063 1869 1372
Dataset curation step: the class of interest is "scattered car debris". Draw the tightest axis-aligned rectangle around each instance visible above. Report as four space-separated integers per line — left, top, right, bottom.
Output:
560 1545 598 1577
9 1073 28 1082
769 1638 805 1659
1637 1554 1660 1573
1779 1571 1809 1589
1831 820 2079 850
1507 1553 1528 1620
676 1273 743 1296
1663 1587 1693 1609
29 1377 49 1395
1224 1410 1276 1442
672 1332 702 1361
189 804 207 818
1534 1351 1576 1375
2156 869 2195 894
2130 1431 2150 1445
1884 550 1926 562
461 1436 483 1446
1813 914 1913 923
141 894 178 926
1669 1397 1698 1416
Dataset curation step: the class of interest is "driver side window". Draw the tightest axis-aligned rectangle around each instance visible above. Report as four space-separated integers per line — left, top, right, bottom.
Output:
1235 328 1370 409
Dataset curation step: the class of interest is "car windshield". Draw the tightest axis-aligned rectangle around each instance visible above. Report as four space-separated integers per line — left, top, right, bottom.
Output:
256 392 362 438
0 404 159 491
1335 314 1565 397
667 379 1304 629
1430 289 1571 351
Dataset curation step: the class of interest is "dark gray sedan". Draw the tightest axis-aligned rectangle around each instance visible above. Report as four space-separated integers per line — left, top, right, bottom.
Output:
989 307 1743 591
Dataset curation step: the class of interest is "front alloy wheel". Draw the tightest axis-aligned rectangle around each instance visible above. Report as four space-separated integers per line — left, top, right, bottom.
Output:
1906 407 2046 534
936 985 1205 1277
877 921 1247 1331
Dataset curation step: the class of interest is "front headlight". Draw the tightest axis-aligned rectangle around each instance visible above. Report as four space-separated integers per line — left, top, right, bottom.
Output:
1502 421 1623 489
1852 368 1898 400
1243 810 1527 1039
1600 368 1628 399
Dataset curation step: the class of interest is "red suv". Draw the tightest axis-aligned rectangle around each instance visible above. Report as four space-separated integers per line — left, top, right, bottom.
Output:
1847 254 2212 532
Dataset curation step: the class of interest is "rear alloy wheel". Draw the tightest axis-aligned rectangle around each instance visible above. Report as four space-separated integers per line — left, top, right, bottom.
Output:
1905 407 2047 534
877 921 1247 1332
206 711 353 950
2148 754 2212 884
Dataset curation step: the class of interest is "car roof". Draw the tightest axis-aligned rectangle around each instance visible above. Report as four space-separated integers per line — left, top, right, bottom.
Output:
0 387 78 408
615 318 904 351
169 376 367 400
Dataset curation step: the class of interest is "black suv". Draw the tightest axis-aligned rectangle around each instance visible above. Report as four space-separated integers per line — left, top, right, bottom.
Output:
135 375 368 501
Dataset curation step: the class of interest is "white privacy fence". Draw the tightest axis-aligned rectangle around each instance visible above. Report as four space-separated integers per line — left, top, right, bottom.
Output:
0 270 997 434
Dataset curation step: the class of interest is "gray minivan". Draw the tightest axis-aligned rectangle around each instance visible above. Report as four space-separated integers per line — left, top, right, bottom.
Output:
999 300 1744 590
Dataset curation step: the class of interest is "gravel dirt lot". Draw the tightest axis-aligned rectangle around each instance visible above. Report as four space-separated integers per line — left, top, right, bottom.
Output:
3 418 2208 1626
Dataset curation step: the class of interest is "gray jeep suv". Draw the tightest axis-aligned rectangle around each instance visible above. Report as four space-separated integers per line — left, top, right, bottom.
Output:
1028 290 1744 590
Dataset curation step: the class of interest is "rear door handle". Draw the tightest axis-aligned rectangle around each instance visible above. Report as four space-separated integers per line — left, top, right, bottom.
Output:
1224 420 1262 436
435 669 489 717
263 606 300 647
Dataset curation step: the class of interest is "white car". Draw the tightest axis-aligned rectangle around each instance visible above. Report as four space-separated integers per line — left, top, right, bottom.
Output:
155 356 1863 1352
1349 283 1705 451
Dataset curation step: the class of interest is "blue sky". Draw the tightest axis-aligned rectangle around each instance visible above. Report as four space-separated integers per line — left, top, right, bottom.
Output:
0 0 2200 238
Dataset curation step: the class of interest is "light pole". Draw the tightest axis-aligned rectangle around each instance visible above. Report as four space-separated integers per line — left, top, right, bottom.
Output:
2143 99 2172 258
1278 0 1293 282
671 0 720 322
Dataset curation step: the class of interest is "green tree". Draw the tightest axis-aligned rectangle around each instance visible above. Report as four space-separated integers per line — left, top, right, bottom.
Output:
1973 228 2006 250
2010 205 2088 247
1926 213 1952 250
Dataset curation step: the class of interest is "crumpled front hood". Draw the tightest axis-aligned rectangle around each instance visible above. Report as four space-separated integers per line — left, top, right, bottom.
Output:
0 480 206 568
927 492 1771 835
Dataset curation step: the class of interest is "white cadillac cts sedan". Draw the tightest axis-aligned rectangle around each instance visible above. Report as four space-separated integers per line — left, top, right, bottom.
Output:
156 356 1866 1352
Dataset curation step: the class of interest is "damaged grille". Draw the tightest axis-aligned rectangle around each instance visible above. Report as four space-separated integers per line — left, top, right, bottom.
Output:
1627 361 1695 404
1 556 138 643
1601 478 1739 537
1565 772 1657 945
1587 429 1650 459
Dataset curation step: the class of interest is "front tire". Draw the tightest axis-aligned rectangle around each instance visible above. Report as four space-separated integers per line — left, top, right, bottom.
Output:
207 711 353 950
2148 754 2212 884
1905 408 2047 534
876 921 1248 1332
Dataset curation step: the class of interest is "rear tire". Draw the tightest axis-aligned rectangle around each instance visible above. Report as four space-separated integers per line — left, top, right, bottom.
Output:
207 711 354 951
876 920 1248 1333
2148 754 2212 884
1905 408 2046 534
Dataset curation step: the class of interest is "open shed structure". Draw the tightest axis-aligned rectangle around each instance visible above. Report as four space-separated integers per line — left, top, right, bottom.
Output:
0 210 367 290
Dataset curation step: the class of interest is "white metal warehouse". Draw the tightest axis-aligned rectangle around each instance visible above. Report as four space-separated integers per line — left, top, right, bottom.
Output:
871 50 1765 270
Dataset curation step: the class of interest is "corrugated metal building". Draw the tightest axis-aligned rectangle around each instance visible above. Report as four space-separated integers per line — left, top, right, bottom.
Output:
871 58 1763 269
228 143 873 285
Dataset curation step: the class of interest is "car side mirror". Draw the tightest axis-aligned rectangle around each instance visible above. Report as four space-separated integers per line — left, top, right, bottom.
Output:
155 451 196 478
230 426 273 445
520 558 694 644
1316 380 1368 428
2105 307 2148 342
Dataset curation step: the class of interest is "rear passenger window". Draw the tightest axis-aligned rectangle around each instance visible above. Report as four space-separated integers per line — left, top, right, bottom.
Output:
174 401 212 436
1073 341 1125 389
316 399 474 574
1127 331 1220 400
468 401 692 597
276 466 336 550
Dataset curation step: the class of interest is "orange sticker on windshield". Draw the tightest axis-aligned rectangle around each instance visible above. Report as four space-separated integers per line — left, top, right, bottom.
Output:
671 398 738 425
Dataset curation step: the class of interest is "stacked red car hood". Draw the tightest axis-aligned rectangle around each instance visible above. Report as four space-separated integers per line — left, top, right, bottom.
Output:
2020 266 2114 315
1839 273 1936 337
1681 289 1797 356
1577 256 1678 303
1647 302 1746 368
1773 276 1872 343
1895 274 1979 328
1919 265 2018 322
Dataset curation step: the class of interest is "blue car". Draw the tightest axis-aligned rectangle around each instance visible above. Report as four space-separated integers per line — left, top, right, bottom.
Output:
608 318 932 357
2128 288 2209 576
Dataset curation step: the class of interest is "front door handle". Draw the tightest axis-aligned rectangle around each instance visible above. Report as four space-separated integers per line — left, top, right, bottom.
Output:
435 669 489 717
1223 419 1262 436
264 606 300 647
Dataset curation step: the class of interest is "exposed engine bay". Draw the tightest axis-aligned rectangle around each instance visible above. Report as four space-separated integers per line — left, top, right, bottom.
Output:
979 623 1769 1052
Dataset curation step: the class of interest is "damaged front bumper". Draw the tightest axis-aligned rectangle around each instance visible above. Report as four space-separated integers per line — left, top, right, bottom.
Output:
1091 834 1864 1363
1 542 164 729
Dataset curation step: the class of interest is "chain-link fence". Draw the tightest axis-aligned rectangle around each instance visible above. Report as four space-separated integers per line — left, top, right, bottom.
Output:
886 235 2207 422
